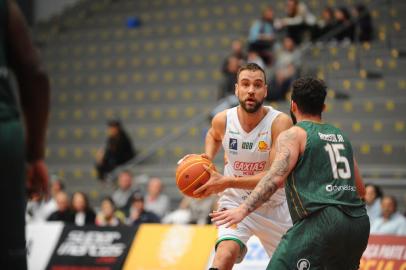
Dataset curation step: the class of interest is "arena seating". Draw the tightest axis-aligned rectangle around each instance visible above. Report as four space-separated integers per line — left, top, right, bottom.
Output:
37 0 406 209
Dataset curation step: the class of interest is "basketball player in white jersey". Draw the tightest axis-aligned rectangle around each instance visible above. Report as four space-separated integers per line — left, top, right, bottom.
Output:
194 63 293 270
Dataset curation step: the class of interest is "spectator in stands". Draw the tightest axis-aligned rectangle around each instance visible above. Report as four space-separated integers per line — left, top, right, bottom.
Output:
274 0 316 44
26 192 45 223
268 36 301 101
247 6 275 65
370 195 406 236
95 197 125 226
222 39 246 75
71 192 96 226
127 193 160 227
26 175 65 222
95 119 136 181
162 196 217 225
312 7 336 41
219 55 240 99
47 191 74 223
352 4 374 42
365 184 383 223
40 175 65 220
144 177 170 218
112 170 141 212
333 7 355 43
247 51 266 70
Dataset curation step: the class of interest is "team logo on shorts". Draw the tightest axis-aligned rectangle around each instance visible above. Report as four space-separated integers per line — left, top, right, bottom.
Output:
297 258 310 270
229 138 238 150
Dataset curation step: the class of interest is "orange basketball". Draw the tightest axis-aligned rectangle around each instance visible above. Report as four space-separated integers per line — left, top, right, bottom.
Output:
176 154 216 198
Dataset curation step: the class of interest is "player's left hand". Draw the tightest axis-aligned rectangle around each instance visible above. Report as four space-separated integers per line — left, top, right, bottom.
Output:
210 206 249 228
193 165 229 198
27 159 49 197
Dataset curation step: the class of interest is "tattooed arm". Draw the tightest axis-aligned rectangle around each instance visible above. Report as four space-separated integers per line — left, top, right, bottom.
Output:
210 127 302 227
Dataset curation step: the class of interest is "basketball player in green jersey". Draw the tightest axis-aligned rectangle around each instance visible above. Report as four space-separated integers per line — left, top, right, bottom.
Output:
1 1 50 269
211 77 370 269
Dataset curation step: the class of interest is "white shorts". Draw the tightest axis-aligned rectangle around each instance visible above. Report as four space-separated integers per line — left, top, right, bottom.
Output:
216 200 292 262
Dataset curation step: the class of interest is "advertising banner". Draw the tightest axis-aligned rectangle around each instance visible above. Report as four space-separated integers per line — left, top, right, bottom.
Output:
26 222 64 270
123 224 217 270
360 235 406 270
46 225 137 270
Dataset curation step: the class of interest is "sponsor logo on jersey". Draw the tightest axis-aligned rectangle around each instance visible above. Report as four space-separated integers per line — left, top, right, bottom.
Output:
229 138 238 150
228 129 240 135
325 184 356 192
233 161 266 172
258 141 269 151
257 131 268 137
242 142 253 150
297 258 310 270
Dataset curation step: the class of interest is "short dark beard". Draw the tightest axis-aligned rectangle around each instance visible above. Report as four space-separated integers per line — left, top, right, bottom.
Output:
239 98 263 113
290 108 297 125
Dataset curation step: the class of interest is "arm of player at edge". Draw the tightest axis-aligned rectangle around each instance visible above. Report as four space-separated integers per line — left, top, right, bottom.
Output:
210 127 301 227
194 113 293 197
7 0 50 195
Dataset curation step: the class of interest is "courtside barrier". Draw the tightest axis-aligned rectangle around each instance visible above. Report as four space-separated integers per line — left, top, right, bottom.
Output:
26 223 406 270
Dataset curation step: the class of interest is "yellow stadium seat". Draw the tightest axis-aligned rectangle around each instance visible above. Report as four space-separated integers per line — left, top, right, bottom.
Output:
154 127 165 138
363 101 374 112
73 109 83 120
395 121 405 132
182 89 192 100
58 147 67 159
134 91 145 102
166 89 177 100
103 90 113 101
137 127 147 138
74 128 83 139
168 107 178 119
385 99 395 111
74 147 83 158
373 121 383 132
382 144 393 155
150 90 161 101
152 108 162 119
132 72 143 83
352 121 362 133
120 108 130 120
360 144 371 155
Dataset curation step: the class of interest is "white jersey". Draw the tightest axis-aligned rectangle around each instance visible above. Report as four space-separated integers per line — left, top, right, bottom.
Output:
219 106 286 209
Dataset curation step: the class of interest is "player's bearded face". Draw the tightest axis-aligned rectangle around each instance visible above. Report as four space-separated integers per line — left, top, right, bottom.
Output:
239 94 264 113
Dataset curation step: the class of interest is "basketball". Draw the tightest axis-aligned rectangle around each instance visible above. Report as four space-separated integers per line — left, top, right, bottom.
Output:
176 154 216 198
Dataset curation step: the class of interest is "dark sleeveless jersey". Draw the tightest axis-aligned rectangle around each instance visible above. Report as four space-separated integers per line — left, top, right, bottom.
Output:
0 0 19 120
285 121 366 223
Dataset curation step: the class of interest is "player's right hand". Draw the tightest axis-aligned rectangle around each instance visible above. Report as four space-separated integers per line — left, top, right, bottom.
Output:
193 165 229 198
27 159 49 197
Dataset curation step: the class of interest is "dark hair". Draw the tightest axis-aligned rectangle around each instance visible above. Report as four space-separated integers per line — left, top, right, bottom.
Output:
72 191 91 211
338 6 351 21
383 195 398 211
237 63 266 82
291 77 327 116
365 184 383 199
102 196 116 208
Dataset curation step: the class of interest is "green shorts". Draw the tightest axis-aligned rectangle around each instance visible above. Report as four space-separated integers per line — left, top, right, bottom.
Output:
268 206 370 270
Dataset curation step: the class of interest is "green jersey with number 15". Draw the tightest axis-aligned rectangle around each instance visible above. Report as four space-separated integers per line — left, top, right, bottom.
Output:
285 121 366 224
